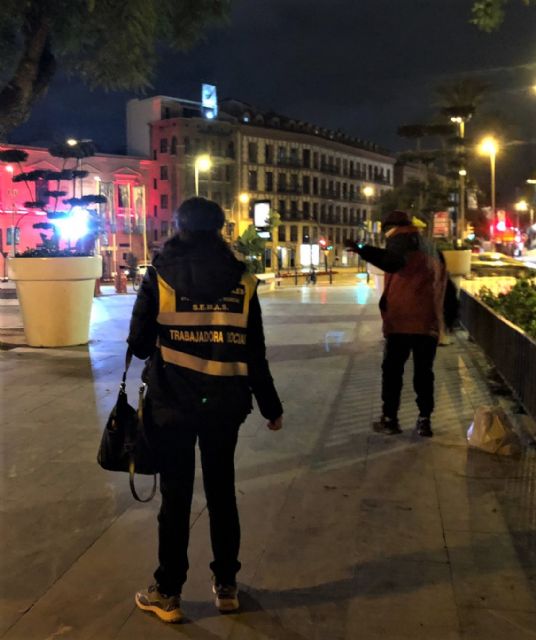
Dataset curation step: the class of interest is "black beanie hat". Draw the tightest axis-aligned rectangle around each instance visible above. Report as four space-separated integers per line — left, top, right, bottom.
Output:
177 197 225 232
381 210 411 233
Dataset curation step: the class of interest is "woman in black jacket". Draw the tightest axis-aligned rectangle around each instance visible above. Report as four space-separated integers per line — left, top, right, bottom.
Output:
128 198 283 623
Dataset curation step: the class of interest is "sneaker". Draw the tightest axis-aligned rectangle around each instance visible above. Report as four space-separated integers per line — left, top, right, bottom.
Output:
135 584 183 623
416 416 433 438
212 578 239 612
372 416 402 435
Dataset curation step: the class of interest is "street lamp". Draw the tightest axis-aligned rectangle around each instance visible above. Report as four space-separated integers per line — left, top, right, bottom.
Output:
478 136 498 233
458 169 467 242
194 154 212 196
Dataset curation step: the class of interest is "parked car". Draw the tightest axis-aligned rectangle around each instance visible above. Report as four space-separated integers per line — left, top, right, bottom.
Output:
470 252 533 277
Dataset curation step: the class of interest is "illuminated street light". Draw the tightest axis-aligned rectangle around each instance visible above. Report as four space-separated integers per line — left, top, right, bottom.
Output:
5 165 13 173
363 186 374 198
194 154 212 196
514 200 528 212
478 136 499 232
239 192 250 204
66 138 78 147
459 169 467 177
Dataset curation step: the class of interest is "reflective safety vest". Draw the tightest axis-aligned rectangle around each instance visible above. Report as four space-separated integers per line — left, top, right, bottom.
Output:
156 272 257 377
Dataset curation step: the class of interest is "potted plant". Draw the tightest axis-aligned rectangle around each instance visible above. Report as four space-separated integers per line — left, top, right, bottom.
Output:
435 238 472 279
1 144 105 347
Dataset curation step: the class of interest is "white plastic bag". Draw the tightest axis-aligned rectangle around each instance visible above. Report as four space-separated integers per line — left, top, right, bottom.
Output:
467 405 521 456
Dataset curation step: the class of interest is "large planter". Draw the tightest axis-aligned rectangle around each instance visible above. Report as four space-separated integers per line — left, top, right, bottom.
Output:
442 249 471 276
8 256 102 347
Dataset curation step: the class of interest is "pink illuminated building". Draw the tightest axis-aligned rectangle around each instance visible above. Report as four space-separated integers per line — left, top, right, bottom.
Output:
0 144 158 278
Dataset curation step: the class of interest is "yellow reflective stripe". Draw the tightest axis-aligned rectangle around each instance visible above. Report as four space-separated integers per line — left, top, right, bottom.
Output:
157 275 176 313
240 273 257 318
157 311 248 328
160 345 248 377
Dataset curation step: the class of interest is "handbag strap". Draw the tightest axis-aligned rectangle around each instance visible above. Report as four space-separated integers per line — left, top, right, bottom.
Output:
121 347 134 388
129 381 158 503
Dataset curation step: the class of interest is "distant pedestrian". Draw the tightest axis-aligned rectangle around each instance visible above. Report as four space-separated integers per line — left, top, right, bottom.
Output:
346 210 447 437
127 197 283 623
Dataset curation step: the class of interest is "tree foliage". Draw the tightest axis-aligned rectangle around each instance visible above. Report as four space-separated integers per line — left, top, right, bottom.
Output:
0 0 231 137
471 0 536 31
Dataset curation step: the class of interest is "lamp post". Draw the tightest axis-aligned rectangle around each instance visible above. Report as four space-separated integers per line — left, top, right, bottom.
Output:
362 185 375 242
230 192 250 240
458 168 467 242
194 154 212 196
478 137 498 234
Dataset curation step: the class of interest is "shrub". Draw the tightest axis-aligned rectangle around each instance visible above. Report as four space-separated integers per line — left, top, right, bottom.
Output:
479 279 536 339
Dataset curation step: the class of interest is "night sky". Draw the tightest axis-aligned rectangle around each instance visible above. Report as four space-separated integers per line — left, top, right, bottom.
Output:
9 0 536 203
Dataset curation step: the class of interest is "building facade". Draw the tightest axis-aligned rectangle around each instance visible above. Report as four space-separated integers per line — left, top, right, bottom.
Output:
127 94 396 270
0 145 154 278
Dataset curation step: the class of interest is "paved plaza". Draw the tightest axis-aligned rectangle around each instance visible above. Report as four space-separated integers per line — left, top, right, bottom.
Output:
1 280 535 639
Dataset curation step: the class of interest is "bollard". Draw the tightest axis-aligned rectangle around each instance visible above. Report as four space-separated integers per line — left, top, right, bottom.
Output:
329 268 333 285
115 271 127 294
94 278 102 297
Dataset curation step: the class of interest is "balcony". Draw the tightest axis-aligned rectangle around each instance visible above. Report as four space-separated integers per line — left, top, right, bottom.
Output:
320 163 340 175
277 185 302 195
277 157 302 168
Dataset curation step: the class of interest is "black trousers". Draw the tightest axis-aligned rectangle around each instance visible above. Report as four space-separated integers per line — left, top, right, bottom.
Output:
381 333 438 420
152 416 242 596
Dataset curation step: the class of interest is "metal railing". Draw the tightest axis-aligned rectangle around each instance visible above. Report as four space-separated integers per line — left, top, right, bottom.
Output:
459 289 536 419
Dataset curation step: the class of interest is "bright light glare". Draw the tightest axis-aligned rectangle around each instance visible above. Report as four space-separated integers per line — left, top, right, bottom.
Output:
66 138 78 147
55 207 89 242
514 200 528 212
363 186 374 198
239 192 250 204
479 136 498 156
459 169 467 176
195 154 212 172
5 164 13 173
496 220 506 232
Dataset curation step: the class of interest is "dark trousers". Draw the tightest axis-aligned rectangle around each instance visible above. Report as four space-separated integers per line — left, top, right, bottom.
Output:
381 333 438 420
153 417 242 595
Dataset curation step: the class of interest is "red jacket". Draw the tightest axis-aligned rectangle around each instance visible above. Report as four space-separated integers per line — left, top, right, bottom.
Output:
358 226 447 337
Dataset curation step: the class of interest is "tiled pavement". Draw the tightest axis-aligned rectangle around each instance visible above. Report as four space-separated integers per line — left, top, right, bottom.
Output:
0 282 535 639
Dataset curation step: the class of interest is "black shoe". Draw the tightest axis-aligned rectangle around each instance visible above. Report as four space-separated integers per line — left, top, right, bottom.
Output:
135 584 183 623
416 416 433 437
372 416 402 435
212 577 239 612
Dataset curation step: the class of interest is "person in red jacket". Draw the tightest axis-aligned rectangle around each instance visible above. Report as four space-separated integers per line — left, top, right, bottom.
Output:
346 210 447 437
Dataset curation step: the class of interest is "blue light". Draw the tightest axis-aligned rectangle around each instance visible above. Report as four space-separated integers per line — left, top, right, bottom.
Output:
55 207 90 242
205 111 215 119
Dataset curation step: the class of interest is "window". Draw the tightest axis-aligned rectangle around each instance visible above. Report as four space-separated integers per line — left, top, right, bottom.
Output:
336 228 341 244
160 166 168 180
313 152 319 169
184 137 191 154
302 176 310 194
342 182 347 198
154 205 158 217
303 201 310 219
248 142 258 163
290 148 298 164
278 173 287 191
290 200 298 215
313 202 319 221
160 194 168 209
387 169 391 183
248 170 258 191
290 174 298 192
170 137 178 155
161 221 169 237
152 149 157 160
265 144 274 164
278 146 286 162
343 159 348 176
303 149 311 168
320 204 326 223
264 248 272 268
265 171 274 192
279 200 286 216
290 225 298 242
278 225 286 242
153 178 158 190
349 161 354 176
313 177 319 195
160 138 168 153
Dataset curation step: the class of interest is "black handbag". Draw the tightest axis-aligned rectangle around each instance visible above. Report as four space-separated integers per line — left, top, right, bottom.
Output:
97 348 158 502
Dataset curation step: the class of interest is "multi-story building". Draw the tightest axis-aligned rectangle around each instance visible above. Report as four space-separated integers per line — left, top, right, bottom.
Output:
127 93 396 270
0 144 154 278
